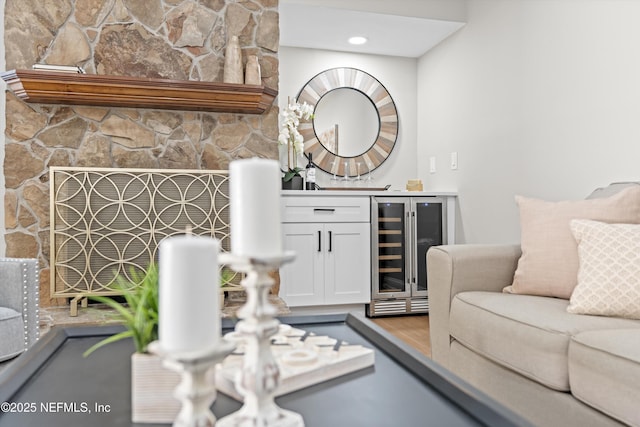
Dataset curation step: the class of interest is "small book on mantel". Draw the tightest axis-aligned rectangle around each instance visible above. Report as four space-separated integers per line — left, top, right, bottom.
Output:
32 64 86 74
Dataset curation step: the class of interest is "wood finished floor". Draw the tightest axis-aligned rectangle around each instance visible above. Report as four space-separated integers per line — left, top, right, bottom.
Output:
371 314 431 357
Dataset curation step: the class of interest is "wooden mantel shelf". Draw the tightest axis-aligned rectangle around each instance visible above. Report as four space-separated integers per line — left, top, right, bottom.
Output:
1 69 278 114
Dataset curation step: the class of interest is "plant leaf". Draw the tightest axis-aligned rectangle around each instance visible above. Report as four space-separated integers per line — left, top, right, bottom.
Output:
283 167 303 182
82 330 134 357
84 263 160 356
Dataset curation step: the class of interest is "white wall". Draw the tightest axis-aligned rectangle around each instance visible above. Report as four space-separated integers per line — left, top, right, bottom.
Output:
279 46 418 190
418 0 640 244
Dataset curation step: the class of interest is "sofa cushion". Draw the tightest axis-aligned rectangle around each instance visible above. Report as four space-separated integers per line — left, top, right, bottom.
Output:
0 306 21 322
450 291 640 391
0 306 25 362
569 329 640 426
504 186 640 299
568 219 640 319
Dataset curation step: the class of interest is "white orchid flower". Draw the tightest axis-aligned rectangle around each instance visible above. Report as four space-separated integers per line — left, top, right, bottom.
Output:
279 97 315 173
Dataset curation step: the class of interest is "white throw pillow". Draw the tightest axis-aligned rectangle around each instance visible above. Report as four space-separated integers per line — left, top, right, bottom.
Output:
567 219 640 319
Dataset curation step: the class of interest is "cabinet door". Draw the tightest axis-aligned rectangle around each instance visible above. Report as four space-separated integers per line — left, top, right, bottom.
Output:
324 222 371 304
280 223 325 306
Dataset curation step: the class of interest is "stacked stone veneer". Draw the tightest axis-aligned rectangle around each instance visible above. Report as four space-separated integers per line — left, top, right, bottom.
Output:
3 0 280 306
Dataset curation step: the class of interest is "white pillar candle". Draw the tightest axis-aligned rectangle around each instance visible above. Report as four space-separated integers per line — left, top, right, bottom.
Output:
230 158 283 257
159 234 220 353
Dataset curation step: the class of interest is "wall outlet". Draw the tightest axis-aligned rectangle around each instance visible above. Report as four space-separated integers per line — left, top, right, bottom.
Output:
429 156 436 174
450 152 458 170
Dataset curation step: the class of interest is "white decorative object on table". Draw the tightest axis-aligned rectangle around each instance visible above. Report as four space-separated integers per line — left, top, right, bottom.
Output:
219 158 304 426
131 352 180 423
149 341 235 427
216 253 304 427
216 325 374 401
157 233 229 426
159 234 220 353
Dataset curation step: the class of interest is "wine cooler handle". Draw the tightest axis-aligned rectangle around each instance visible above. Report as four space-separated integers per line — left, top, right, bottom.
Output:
313 208 335 212
328 231 333 252
411 211 416 284
406 211 412 286
318 230 322 252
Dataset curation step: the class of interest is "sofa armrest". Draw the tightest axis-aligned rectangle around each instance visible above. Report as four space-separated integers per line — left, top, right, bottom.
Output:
0 258 40 349
427 244 521 366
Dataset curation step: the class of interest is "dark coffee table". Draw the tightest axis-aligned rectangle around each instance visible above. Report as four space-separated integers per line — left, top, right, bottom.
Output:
0 313 530 426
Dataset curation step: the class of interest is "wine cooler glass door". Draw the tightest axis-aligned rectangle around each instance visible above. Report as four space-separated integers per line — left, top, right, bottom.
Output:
412 198 446 296
373 199 411 299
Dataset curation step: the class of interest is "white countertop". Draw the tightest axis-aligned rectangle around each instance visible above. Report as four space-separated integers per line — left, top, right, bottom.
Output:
280 189 458 197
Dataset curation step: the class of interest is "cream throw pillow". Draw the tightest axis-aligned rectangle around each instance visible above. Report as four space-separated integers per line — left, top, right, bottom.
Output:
504 186 640 299
567 219 640 319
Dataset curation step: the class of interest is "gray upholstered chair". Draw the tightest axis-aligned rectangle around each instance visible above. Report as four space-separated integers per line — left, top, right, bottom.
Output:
0 258 40 362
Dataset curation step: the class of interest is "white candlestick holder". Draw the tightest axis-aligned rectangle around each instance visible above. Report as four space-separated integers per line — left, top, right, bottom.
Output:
217 252 304 427
148 340 236 427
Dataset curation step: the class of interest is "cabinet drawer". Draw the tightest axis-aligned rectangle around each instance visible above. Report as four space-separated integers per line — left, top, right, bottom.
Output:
281 196 370 223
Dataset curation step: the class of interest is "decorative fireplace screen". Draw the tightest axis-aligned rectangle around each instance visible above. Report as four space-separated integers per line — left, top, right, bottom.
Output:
50 167 235 315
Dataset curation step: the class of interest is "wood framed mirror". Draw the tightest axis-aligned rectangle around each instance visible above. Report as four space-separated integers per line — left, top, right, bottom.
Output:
297 67 398 177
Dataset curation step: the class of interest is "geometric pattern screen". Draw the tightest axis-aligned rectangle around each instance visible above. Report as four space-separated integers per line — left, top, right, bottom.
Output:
50 167 232 299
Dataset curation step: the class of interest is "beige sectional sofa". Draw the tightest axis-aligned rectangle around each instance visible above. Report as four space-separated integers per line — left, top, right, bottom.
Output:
428 183 640 427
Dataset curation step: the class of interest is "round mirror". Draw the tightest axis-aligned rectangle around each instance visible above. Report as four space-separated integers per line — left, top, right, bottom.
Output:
313 88 380 157
297 68 398 177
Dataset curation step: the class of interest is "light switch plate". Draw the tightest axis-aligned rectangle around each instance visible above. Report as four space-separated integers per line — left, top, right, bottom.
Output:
429 156 436 174
450 152 458 170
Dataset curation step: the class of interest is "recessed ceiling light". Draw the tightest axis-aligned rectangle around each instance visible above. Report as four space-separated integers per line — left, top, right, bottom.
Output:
348 36 368 45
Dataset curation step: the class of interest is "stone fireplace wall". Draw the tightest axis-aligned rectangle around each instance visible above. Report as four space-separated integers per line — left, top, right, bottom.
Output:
3 0 279 306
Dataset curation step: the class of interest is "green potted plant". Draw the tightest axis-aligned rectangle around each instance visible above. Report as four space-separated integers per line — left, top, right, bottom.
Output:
83 263 234 423
82 263 179 423
83 263 159 356
83 263 236 356
279 98 314 190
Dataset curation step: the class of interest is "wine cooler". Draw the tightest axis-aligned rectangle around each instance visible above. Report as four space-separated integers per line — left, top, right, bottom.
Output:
366 197 447 317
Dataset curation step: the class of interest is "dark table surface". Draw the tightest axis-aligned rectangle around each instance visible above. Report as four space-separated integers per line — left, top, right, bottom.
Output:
0 313 530 427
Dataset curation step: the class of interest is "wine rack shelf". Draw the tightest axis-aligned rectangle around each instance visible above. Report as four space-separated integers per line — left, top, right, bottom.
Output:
379 230 402 235
379 242 402 248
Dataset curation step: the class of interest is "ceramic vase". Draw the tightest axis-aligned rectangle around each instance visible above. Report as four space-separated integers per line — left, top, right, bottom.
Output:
245 55 261 85
223 35 243 84
282 175 303 190
131 352 180 423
